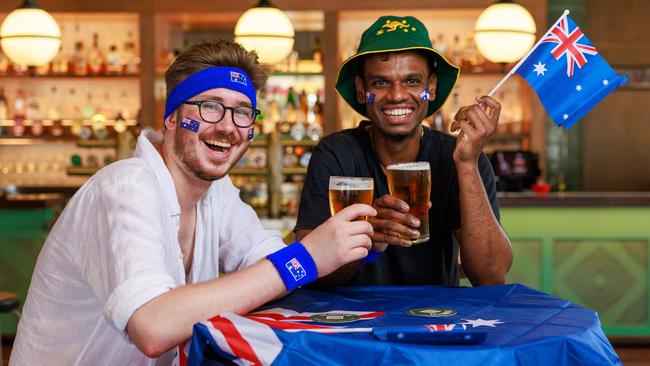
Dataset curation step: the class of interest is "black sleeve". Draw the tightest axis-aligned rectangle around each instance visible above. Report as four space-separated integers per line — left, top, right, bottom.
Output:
478 152 501 221
294 139 344 232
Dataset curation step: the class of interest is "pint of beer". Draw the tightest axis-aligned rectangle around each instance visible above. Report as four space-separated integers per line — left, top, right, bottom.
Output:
328 176 374 217
386 162 431 244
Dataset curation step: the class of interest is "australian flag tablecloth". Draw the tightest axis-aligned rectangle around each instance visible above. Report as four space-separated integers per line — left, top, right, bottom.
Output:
181 284 620 366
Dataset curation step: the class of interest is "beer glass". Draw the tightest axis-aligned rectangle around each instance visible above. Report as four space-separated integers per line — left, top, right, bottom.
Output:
328 176 374 218
386 162 431 244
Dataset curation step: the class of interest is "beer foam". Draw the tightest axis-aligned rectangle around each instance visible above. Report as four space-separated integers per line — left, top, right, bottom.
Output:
386 162 430 171
329 176 373 190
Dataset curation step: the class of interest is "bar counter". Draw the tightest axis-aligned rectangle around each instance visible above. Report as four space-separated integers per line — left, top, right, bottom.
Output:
495 191 650 337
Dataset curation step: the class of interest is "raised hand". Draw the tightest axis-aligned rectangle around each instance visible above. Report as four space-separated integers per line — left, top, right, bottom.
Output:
449 95 501 166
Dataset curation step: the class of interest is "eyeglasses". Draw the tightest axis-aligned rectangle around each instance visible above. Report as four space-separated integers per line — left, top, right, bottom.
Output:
182 100 260 128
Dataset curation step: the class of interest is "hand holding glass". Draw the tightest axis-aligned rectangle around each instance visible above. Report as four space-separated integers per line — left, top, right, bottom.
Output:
386 162 431 244
328 176 374 220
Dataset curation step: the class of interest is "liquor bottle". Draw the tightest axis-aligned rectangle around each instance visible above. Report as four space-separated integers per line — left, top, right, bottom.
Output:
432 33 448 58
311 37 323 66
51 45 69 75
87 33 105 75
311 92 323 126
72 41 87 76
123 31 140 75
0 88 7 137
0 88 8 121
47 86 63 137
297 90 309 124
82 93 96 120
106 45 122 75
0 50 9 75
450 34 463 68
13 89 26 137
462 32 485 73
27 91 43 136
283 87 298 124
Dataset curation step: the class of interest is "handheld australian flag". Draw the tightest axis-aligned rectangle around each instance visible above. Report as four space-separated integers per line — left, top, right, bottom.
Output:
495 10 628 129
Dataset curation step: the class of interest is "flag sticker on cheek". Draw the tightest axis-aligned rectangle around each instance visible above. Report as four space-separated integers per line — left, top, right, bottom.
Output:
420 89 430 102
180 117 200 132
248 127 254 141
366 92 376 105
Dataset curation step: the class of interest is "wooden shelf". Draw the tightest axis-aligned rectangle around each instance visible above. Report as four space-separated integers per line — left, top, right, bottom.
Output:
230 167 269 176
249 139 269 147
283 167 308 175
280 138 319 147
76 139 117 148
66 167 99 176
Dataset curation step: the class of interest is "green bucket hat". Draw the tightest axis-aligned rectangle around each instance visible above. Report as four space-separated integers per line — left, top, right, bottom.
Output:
336 15 460 118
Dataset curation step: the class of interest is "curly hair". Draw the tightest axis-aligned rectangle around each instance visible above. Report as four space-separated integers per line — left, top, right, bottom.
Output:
165 40 269 97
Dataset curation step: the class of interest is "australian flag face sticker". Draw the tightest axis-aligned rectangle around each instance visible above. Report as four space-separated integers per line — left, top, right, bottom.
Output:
366 92 376 105
286 258 306 281
230 71 248 85
419 89 430 102
180 117 200 132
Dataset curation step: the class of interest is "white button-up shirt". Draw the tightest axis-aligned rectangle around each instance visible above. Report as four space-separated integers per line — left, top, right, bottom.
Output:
10 131 285 366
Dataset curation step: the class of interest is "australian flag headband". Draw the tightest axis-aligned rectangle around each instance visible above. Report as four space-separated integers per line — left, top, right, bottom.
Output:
164 66 256 120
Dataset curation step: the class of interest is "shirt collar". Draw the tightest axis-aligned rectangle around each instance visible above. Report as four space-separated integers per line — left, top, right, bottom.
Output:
135 130 181 216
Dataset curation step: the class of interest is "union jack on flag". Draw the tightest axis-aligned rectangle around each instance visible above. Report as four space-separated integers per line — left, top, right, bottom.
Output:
541 16 597 77
514 12 627 128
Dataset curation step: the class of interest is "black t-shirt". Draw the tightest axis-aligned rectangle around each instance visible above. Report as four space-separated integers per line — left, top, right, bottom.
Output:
295 121 499 286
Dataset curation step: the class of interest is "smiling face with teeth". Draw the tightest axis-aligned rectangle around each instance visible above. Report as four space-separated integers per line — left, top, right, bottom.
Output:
167 88 252 181
355 51 436 141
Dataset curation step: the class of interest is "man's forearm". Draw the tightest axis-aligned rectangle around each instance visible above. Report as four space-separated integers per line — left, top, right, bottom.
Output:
456 162 512 286
127 260 287 357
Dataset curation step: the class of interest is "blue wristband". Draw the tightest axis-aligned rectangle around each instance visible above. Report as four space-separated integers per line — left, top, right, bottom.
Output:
361 250 384 263
267 242 318 291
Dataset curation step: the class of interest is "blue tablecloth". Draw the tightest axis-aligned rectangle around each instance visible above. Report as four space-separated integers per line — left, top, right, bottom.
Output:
186 284 620 365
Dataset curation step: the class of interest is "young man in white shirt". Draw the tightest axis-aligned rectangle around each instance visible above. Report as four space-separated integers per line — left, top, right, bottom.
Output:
10 40 375 366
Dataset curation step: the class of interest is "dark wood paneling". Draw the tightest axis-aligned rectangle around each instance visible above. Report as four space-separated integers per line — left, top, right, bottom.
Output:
583 91 650 191
583 0 650 191
588 0 650 66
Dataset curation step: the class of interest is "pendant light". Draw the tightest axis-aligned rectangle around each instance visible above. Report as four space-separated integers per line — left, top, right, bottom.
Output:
234 0 294 65
474 0 536 63
0 0 61 67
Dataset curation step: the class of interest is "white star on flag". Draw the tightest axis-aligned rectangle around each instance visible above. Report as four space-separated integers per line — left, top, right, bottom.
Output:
563 113 569 120
576 85 582 91
603 79 609 86
533 61 547 76
460 318 503 328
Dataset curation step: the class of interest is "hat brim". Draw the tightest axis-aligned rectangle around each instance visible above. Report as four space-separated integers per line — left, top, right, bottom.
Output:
336 45 460 118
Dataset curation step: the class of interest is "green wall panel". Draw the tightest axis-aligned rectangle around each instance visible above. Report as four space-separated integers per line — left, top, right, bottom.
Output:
500 206 650 336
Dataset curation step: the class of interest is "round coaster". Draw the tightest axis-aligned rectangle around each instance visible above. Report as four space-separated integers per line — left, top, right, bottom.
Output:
309 313 362 323
406 308 457 317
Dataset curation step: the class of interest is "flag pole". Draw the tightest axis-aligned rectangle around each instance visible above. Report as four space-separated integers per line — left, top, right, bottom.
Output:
487 9 570 97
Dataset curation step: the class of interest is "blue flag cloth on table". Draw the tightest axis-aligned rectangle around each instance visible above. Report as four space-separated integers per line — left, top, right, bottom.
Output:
515 13 627 128
181 284 621 366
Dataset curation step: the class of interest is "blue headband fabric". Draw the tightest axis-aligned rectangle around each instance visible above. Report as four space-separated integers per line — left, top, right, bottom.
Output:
164 66 256 119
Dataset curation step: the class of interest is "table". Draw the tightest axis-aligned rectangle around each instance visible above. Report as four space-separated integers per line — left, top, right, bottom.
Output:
185 284 620 365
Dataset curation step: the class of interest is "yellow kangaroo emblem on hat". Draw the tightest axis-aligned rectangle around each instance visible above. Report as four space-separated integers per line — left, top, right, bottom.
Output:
376 19 415 36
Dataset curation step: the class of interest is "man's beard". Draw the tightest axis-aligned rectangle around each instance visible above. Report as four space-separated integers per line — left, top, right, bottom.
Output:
173 129 245 181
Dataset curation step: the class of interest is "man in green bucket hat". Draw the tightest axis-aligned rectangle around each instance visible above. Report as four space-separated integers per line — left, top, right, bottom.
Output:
295 15 512 287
